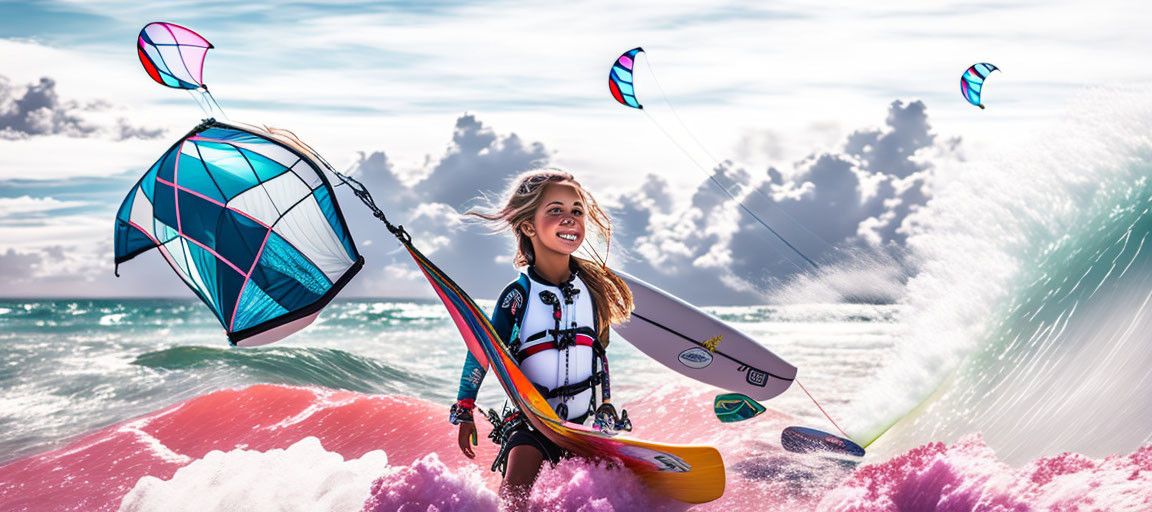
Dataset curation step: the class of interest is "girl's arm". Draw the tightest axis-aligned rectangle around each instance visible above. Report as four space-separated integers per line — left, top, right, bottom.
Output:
449 278 528 422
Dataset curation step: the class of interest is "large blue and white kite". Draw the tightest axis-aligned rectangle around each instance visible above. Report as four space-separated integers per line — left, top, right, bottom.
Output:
114 121 363 346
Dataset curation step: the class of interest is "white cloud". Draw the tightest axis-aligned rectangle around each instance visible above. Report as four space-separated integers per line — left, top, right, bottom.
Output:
0 196 86 216
0 75 165 141
1 1 1149 301
0 135 164 181
0 213 106 251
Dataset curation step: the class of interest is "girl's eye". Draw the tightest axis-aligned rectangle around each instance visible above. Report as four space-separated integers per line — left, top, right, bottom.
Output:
573 209 583 216
548 207 562 214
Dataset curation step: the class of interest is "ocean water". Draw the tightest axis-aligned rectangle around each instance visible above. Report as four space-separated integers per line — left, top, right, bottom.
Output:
0 299 894 511
4 88 1152 511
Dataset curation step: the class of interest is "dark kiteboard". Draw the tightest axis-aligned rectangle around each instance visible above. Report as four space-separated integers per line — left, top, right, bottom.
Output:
781 426 865 457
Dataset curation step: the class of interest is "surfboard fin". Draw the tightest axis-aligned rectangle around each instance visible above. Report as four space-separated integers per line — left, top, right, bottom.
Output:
714 393 767 423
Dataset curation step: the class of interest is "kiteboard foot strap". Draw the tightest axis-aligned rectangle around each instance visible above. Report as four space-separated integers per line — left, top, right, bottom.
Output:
592 403 632 435
481 404 533 475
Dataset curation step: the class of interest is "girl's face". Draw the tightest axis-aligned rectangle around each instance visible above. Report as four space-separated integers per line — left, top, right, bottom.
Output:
524 183 585 257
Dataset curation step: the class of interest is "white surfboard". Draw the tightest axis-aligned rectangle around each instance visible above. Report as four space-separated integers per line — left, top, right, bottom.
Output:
613 271 797 401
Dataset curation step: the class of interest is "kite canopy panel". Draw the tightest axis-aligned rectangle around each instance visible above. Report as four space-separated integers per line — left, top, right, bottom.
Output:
960 62 999 109
137 22 213 90
609 47 644 109
114 120 362 346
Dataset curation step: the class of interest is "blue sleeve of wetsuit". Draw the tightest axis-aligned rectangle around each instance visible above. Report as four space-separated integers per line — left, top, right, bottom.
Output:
455 279 526 402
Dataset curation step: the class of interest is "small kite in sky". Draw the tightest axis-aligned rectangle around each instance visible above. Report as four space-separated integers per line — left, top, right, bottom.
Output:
609 47 644 109
137 22 213 90
961 62 999 109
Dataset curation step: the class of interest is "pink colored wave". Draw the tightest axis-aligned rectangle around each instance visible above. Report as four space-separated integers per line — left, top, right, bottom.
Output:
2 383 1149 511
0 385 500 511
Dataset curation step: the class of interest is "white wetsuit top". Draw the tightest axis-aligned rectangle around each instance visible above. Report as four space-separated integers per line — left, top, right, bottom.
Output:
515 268 598 421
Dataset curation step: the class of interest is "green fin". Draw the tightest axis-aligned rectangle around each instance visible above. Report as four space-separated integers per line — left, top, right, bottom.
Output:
714 393 766 423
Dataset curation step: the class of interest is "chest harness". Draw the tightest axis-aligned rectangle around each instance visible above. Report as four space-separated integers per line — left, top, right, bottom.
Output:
465 267 632 475
507 268 609 423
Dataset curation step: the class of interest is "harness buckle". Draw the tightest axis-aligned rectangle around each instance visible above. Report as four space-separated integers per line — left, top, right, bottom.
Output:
555 330 576 350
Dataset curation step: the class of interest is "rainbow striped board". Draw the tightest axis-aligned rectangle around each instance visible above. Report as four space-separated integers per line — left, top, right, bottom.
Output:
405 245 725 503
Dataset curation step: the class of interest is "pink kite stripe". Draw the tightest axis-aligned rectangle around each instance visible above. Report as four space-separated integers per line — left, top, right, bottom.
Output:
174 142 183 233
180 233 246 276
131 216 245 278
229 227 273 331
127 221 161 245
162 23 202 86
154 176 271 229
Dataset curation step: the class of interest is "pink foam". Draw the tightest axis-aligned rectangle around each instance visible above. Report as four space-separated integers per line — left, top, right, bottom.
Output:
528 457 678 512
362 453 498 512
818 434 1152 512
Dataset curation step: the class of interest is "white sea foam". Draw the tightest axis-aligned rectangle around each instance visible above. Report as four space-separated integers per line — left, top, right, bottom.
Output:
118 437 389 512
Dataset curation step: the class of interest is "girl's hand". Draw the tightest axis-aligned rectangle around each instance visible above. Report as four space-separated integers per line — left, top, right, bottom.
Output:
458 421 477 458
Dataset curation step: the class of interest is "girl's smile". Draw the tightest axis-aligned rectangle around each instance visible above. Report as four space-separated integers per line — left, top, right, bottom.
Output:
529 183 586 257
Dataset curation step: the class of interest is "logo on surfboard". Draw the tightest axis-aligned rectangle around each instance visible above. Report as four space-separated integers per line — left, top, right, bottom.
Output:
702 334 722 352
737 365 769 387
619 445 693 473
678 347 713 369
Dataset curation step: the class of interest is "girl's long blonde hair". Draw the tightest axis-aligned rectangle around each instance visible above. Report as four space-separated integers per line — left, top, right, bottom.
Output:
467 169 633 341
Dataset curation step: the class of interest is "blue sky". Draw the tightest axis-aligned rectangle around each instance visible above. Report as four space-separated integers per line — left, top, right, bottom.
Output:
1 0 1149 302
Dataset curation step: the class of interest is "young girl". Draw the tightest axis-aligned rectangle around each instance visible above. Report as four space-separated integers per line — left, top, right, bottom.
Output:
448 169 633 507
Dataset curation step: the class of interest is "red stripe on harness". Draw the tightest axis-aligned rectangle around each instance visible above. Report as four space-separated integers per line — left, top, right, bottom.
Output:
520 334 595 359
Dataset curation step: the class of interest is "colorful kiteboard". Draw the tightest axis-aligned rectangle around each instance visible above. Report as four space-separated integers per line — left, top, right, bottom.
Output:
402 245 725 504
612 272 797 401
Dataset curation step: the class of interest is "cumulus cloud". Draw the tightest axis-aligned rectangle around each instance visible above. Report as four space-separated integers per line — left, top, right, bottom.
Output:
4 103 959 305
0 242 154 297
0 248 42 283
335 114 553 298
0 75 164 141
608 100 960 304
415 114 550 210
0 196 86 217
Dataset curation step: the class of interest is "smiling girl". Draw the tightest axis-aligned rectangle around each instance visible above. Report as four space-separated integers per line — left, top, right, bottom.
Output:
447 169 633 508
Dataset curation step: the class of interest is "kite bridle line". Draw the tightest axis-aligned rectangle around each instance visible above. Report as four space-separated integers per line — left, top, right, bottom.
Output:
250 122 411 244
329 170 412 244
795 378 856 443
186 86 227 122
636 55 823 271
644 55 842 257
641 109 819 272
